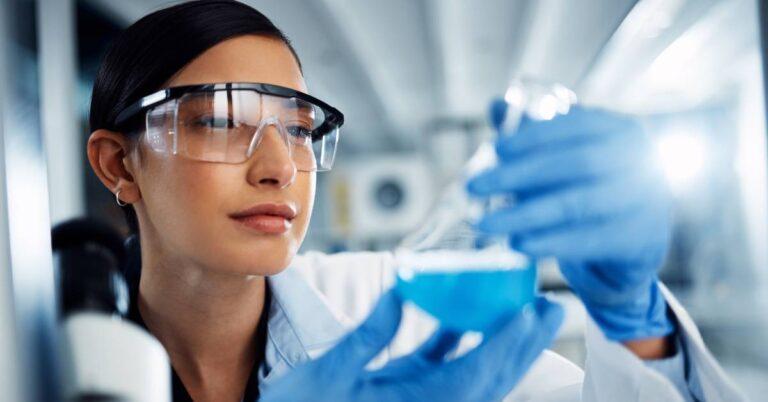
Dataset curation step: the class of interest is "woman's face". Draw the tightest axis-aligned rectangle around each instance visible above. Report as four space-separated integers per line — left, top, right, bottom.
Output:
129 35 314 276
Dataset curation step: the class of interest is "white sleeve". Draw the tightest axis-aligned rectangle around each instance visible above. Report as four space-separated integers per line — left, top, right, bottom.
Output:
581 283 747 402
641 335 696 401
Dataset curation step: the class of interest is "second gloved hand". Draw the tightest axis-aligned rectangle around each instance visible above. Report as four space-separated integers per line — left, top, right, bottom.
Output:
260 289 564 402
467 102 675 342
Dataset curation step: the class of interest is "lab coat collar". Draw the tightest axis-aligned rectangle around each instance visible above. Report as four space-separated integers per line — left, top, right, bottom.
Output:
258 264 349 385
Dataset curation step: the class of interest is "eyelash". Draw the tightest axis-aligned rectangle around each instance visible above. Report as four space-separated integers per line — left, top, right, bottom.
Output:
188 116 314 138
286 125 312 139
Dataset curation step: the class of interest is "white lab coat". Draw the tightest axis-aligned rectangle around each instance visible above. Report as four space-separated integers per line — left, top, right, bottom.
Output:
276 250 747 402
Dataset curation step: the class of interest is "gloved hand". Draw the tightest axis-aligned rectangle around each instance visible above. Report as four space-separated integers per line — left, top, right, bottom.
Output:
261 289 564 402
467 101 675 342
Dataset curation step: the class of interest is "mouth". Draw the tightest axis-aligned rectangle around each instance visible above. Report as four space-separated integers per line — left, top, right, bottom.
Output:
229 203 298 234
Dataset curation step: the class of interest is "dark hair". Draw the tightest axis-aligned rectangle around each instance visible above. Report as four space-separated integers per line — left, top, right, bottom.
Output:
89 0 302 236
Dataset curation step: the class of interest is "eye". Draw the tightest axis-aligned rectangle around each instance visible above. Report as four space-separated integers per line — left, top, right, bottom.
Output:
286 125 312 141
189 115 235 129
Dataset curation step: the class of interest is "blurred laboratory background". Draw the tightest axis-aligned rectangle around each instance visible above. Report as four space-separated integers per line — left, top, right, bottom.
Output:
0 0 766 400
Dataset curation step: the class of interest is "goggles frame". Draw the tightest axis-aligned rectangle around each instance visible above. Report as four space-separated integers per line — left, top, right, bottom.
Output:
114 82 345 143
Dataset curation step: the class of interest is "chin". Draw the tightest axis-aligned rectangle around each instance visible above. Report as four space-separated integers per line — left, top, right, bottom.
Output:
259 264 291 277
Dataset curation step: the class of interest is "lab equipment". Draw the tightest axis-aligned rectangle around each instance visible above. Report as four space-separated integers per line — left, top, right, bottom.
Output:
328 156 434 240
395 79 575 332
260 290 564 402
53 218 171 401
114 82 344 171
467 105 676 341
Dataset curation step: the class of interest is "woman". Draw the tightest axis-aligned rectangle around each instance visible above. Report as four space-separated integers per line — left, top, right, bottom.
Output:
86 1 745 401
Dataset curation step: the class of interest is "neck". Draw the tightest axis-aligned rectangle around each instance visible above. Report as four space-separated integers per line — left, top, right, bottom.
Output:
137 245 267 386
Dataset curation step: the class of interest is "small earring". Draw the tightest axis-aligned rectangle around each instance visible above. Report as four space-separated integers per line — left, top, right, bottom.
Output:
115 189 128 207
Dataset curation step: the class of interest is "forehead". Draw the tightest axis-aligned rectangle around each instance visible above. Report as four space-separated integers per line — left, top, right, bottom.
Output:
165 35 307 93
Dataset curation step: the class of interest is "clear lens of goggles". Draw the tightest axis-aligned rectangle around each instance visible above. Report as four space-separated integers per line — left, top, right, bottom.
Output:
142 90 339 171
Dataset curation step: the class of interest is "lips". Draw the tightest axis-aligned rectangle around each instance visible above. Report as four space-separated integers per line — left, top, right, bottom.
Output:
229 203 297 234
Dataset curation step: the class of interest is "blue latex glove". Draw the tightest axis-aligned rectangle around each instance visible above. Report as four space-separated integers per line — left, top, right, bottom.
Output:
261 290 564 402
467 101 675 342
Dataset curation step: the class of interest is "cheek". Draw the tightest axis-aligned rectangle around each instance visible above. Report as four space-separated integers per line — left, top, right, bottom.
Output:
148 160 221 219
139 156 317 275
140 157 231 256
289 172 316 245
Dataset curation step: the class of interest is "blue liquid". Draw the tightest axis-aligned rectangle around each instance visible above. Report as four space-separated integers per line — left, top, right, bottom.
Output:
396 264 537 332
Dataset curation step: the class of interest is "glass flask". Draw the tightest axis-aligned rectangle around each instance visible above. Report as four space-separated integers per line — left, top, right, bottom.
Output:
395 79 577 332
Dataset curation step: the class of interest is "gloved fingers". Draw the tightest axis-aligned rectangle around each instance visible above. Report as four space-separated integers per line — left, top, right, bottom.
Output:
315 289 403 375
485 298 565 401
489 98 509 129
492 105 643 157
476 176 647 235
416 327 464 362
441 298 562 389
368 299 563 401
512 212 671 264
467 136 644 197
365 327 463 382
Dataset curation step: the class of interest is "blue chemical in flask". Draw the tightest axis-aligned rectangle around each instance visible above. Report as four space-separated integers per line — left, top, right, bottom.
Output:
395 79 576 332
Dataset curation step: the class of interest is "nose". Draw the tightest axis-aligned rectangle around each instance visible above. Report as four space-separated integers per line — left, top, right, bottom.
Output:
246 125 297 188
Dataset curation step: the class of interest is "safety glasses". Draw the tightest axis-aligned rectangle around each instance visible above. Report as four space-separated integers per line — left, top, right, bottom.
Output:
114 82 345 172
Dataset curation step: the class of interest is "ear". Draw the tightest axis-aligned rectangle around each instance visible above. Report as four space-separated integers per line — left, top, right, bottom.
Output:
86 129 141 204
